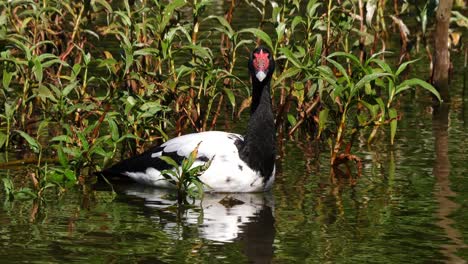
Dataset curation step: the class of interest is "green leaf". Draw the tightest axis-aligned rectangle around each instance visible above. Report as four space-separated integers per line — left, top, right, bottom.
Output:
389 108 398 145
318 108 329 137
126 96 137 106
64 169 77 182
325 57 350 86
160 156 180 170
395 59 419 77
205 15 234 37
56 145 68 167
134 48 160 57
2 69 12 90
395 78 441 101
62 81 79 97
92 146 112 158
93 0 113 12
276 22 286 43
15 130 40 153
353 73 391 94
327 51 362 70
107 118 119 141
376 97 386 116
313 34 323 63
279 47 302 68
237 28 273 51
51 135 72 143
272 67 301 88
370 58 393 75
32 57 43 83
0 132 7 148
159 0 186 33
360 100 379 119
15 188 37 200
307 2 322 18
292 82 305 105
223 88 236 108
36 85 57 102
287 114 297 126
77 132 89 151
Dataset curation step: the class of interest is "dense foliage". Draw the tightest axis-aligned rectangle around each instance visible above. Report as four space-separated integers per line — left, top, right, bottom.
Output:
2 0 465 199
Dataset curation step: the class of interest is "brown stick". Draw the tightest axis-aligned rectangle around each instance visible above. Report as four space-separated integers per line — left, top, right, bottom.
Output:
432 0 454 102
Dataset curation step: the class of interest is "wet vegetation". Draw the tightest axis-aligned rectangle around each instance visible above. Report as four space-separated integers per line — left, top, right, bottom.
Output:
0 0 466 199
1 0 468 262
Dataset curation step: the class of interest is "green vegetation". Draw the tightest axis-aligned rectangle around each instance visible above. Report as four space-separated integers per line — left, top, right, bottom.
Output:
3 0 464 199
160 143 211 204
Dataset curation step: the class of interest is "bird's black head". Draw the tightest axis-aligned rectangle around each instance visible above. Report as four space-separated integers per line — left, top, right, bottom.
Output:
248 46 275 84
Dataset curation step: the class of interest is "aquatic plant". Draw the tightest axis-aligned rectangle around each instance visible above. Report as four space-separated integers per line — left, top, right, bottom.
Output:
159 144 211 204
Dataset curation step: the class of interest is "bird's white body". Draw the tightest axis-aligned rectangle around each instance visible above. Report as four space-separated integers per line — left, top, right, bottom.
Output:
123 131 275 192
103 46 277 193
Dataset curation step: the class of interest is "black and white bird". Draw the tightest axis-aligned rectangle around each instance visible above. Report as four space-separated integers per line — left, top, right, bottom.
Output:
101 46 276 192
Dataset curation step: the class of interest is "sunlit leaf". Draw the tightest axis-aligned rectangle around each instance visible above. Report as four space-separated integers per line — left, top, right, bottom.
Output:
237 28 273 51
160 156 180 170
396 78 441 101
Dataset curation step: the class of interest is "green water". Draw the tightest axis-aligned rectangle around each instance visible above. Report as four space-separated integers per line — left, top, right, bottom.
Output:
1 89 467 263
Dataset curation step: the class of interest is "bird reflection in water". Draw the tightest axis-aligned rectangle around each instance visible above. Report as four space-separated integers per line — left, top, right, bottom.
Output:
121 184 275 263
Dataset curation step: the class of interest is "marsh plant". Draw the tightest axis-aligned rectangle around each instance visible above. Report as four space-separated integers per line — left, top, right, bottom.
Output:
160 144 212 204
0 0 457 198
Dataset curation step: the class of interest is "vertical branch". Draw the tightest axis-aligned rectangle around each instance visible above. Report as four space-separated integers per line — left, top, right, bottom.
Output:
326 0 333 54
358 0 366 63
432 0 454 102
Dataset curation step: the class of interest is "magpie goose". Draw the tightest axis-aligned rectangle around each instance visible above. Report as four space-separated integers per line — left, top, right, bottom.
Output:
101 46 276 192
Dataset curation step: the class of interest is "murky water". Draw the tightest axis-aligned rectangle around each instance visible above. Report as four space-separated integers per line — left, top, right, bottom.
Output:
1 2 468 263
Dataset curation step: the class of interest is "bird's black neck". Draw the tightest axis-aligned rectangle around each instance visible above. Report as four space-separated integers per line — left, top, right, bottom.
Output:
237 81 276 182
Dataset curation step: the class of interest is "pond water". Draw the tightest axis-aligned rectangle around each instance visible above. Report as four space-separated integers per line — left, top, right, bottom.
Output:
1 79 467 263
1 2 468 263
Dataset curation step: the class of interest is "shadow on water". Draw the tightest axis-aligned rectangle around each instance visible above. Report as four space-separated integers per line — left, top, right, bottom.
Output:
119 185 275 263
432 103 468 263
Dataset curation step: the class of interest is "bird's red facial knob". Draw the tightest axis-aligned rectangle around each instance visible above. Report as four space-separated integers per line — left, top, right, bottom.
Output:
253 49 270 82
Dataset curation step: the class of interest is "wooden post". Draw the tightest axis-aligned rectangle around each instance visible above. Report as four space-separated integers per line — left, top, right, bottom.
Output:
432 0 454 102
